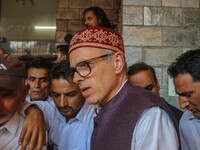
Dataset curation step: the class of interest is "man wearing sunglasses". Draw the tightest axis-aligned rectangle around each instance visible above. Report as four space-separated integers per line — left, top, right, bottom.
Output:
69 26 180 150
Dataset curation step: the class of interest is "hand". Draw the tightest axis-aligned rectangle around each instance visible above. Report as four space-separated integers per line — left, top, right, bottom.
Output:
19 105 46 150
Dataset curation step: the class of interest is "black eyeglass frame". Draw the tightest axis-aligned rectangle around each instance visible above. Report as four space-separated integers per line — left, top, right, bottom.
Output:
70 53 115 78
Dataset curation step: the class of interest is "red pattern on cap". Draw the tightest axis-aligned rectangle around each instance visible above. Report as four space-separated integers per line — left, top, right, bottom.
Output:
69 26 124 55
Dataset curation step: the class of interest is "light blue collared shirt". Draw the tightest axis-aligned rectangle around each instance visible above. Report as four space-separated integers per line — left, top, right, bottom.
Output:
179 110 200 150
29 97 96 150
59 102 95 150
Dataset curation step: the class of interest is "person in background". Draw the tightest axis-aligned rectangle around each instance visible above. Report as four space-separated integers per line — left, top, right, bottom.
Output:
0 45 7 56
168 49 200 150
128 62 183 124
27 61 95 150
0 56 46 150
64 6 113 46
25 57 52 101
82 6 112 29
65 6 116 47
53 45 69 64
68 26 180 150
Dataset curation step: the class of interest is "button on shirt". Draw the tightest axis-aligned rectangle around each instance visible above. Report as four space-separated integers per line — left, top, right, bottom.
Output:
0 112 23 150
180 110 200 150
30 98 96 150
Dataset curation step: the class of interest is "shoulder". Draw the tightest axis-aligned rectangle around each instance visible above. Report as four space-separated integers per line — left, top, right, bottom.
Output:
140 107 168 119
180 110 194 123
136 107 173 127
180 110 200 128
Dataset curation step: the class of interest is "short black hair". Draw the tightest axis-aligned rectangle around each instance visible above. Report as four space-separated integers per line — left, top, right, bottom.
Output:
168 49 200 82
50 61 74 84
56 45 69 55
26 57 52 76
128 62 157 82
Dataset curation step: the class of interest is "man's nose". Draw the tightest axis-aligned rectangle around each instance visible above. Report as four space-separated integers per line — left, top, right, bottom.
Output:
73 72 84 84
179 96 189 109
34 79 41 88
59 95 68 107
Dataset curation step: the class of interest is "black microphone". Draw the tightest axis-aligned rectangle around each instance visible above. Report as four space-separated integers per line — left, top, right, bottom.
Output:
64 33 73 43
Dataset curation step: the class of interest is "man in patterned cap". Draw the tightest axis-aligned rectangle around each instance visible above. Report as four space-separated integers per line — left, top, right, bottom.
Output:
0 56 46 150
69 26 180 150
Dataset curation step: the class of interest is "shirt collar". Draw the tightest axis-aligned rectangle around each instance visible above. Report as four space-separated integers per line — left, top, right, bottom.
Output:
0 112 20 135
68 101 94 124
94 80 128 115
26 96 48 101
186 110 200 121
115 79 127 96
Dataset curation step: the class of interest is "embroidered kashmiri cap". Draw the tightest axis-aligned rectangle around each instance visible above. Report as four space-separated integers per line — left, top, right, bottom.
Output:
69 26 124 55
0 55 26 90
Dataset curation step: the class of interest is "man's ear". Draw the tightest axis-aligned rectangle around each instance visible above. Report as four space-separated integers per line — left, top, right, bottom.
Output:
114 52 125 74
21 84 30 103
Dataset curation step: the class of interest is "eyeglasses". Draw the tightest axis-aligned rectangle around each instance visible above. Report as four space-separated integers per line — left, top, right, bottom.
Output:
70 53 115 78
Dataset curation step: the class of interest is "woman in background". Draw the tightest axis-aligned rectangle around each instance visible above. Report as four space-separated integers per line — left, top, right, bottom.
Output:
82 6 112 29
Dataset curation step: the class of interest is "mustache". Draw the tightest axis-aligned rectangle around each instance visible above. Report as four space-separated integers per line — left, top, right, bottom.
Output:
58 106 73 112
32 88 42 92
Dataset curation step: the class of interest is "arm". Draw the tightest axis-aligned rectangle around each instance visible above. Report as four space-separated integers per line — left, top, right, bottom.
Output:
19 104 46 150
131 107 179 150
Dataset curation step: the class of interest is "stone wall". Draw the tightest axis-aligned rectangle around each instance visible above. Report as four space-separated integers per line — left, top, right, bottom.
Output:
56 0 121 45
123 0 200 108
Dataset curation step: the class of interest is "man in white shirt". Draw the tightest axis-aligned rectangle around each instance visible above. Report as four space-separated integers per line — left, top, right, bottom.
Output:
68 26 180 150
29 62 96 150
0 56 46 150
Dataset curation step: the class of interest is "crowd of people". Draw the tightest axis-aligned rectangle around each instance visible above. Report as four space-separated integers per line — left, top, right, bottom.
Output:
0 6 200 150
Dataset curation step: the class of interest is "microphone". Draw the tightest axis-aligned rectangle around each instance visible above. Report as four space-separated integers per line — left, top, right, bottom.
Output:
64 33 73 43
